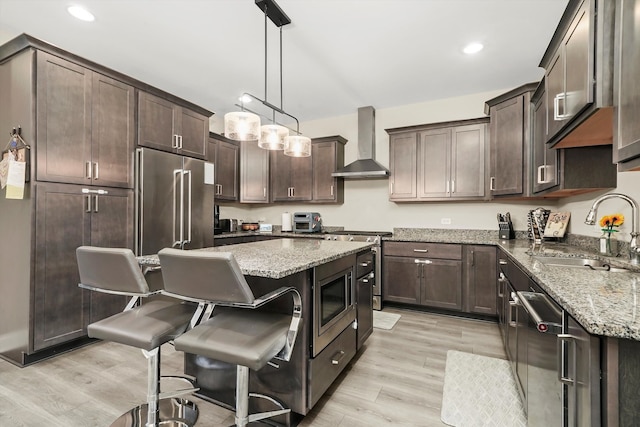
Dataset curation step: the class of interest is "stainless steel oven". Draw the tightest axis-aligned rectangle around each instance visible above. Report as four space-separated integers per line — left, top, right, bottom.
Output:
312 264 355 357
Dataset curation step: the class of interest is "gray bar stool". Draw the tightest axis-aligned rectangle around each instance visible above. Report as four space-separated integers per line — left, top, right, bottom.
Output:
76 246 199 427
157 248 302 427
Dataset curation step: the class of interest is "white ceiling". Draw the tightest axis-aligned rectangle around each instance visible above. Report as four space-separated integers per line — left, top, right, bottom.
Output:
0 0 569 123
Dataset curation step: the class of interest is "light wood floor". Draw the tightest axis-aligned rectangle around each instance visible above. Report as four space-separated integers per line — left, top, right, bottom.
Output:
0 307 506 426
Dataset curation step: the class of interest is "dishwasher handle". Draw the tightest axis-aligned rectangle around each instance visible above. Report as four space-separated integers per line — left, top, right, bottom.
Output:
517 291 563 334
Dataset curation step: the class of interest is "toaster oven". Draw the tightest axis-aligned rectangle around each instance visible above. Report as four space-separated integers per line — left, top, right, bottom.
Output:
293 212 322 233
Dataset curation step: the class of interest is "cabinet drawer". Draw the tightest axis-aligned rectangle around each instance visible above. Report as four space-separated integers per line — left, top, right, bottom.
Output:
308 326 356 409
383 242 462 259
356 251 374 277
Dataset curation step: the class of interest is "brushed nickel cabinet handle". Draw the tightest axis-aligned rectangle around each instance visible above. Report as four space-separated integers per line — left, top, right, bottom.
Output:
490 176 496 191
331 350 345 365
85 194 91 213
93 162 99 180
86 161 92 179
413 249 428 253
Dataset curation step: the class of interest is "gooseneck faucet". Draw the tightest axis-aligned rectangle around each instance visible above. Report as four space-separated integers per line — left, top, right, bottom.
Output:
584 193 640 265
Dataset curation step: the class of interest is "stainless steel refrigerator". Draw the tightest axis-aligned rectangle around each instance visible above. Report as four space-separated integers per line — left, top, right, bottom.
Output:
135 147 215 255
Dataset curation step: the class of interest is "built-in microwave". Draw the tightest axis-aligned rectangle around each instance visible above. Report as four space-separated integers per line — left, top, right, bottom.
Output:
312 265 355 357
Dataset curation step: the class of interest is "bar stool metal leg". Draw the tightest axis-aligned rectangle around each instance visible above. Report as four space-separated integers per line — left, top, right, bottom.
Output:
109 347 199 427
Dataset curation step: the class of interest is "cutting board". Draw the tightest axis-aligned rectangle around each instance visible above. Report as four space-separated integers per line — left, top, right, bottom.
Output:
544 212 570 238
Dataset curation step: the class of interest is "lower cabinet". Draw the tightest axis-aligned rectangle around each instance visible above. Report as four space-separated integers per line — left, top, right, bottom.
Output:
383 242 462 311
464 245 497 315
33 182 132 351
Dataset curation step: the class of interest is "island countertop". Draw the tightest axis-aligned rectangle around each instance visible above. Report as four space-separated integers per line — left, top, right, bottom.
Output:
138 238 374 279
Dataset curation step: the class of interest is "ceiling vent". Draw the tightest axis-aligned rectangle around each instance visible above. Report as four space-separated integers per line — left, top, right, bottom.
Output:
332 106 390 179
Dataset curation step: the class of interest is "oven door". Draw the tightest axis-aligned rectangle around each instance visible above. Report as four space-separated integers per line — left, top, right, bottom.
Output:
313 267 355 357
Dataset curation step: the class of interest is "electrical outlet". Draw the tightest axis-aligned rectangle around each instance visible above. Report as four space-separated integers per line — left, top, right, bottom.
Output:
441 218 452 225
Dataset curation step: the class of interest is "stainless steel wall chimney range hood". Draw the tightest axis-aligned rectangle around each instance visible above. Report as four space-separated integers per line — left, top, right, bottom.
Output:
332 106 390 179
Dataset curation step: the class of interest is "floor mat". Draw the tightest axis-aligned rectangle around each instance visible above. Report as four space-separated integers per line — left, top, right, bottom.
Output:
441 350 526 427
372 311 401 330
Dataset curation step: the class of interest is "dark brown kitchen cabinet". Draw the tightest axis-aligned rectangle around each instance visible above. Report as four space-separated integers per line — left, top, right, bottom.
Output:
240 140 270 203
33 182 132 351
387 118 487 202
464 245 497 315
485 83 536 198
531 80 560 194
36 51 135 189
270 150 312 202
311 136 346 203
383 242 462 311
138 91 209 159
613 0 640 170
207 134 239 201
540 0 615 148
356 250 374 350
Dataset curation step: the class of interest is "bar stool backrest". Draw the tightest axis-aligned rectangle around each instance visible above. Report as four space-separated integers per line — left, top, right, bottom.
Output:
76 246 149 294
158 248 255 304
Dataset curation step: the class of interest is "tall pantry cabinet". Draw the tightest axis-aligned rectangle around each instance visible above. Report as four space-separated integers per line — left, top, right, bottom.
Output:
0 38 134 364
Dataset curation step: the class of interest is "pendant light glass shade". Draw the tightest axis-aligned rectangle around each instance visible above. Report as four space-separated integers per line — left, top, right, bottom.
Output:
224 112 261 141
259 124 289 150
284 135 311 157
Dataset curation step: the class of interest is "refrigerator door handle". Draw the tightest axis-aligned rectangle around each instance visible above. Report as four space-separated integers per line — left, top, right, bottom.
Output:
172 169 183 248
184 170 192 245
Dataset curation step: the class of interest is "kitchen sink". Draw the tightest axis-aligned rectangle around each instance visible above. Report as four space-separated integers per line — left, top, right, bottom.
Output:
532 255 632 273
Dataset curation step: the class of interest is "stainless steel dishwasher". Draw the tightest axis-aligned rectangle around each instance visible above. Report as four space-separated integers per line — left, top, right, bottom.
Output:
517 287 563 427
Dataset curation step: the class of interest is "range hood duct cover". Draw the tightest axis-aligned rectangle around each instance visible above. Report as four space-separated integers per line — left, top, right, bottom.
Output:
332 106 389 179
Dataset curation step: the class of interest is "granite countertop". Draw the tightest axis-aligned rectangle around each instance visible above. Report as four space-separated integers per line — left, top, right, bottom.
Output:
389 227 640 341
138 238 374 280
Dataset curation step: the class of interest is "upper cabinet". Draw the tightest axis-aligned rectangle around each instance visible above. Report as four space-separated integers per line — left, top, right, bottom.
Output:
539 0 615 148
613 0 640 170
240 140 270 203
271 150 313 202
485 83 537 198
207 133 239 201
138 91 209 159
311 136 346 204
531 80 560 194
238 136 345 204
387 119 487 202
36 51 135 189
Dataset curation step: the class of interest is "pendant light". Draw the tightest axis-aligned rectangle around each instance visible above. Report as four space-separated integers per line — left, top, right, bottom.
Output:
223 0 311 158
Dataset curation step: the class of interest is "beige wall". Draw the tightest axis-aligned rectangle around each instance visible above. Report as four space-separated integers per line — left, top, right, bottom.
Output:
218 89 563 233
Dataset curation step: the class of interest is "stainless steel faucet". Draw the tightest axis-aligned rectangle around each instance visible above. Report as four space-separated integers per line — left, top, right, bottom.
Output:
584 193 640 264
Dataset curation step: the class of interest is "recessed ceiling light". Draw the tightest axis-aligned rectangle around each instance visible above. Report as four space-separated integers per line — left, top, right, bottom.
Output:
463 42 484 54
67 5 95 22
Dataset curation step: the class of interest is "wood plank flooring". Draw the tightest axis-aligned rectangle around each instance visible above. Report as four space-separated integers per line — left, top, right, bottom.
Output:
0 307 506 426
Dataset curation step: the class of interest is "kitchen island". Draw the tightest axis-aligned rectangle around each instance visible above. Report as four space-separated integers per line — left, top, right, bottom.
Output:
140 238 374 425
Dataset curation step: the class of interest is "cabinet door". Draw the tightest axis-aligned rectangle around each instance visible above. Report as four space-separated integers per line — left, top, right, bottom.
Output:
88 189 133 324
421 259 462 311
91 73 135 189
389 133 417 200
490 97 523 196
532 88 559 193
614 0 640 165
382 256 420 304
563 0 593 121
36 51 91 185
178 107 207 159
464 245 497 315
34 183 90 351
289 156 312 201
356 273 373 350
419 129 450 198
216 139 239 201
271 150 292 202
546 50 566 140
312 141 340 202
138 91 176 152
240 141 269 203
451 124 485 198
